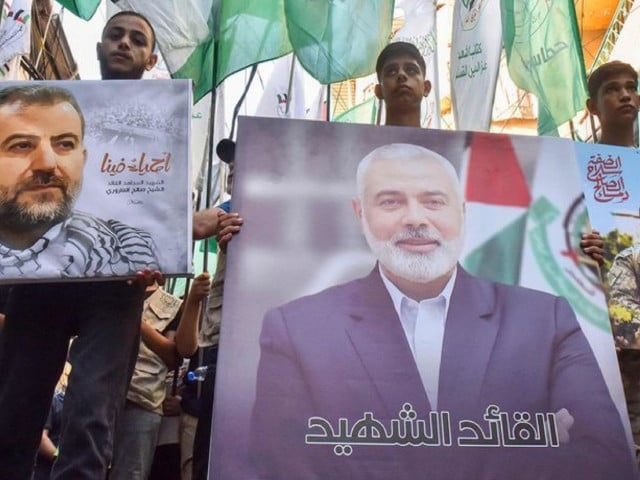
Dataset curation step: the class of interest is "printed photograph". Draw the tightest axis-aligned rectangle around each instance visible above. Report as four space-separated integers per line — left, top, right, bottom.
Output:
0 80 192 282
577 143 640 349
211 117 635 479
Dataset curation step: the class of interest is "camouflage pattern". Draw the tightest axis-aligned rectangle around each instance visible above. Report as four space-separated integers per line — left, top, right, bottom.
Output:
608 246 640 455
608 246 640 345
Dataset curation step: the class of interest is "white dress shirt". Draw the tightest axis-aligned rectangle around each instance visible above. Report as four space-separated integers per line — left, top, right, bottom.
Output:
380 265 457 411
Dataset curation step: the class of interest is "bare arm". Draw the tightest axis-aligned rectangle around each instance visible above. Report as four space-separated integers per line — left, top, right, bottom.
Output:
140 322 181 369
175 272 212 358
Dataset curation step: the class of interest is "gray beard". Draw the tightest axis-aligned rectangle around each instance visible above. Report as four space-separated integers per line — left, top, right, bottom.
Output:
362 221 463 283
0 188 78 233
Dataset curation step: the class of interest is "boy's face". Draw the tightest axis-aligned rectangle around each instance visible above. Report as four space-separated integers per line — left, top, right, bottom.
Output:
587 72 639 127
374 54 431 111
97 14 157 80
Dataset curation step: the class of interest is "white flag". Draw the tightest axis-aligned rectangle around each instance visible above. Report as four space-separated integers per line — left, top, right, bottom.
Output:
450 0 502 131
306 84 326 121
255 54 306 119
393 0 440 128
112 0 214 101
518 137 629 440
0 0 32 67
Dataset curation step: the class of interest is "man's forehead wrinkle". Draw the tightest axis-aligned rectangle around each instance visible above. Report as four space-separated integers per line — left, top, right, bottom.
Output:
0 101 75 115
105 24 145 36
372 189 404 197
0 101 29 116
104 17 153 41
371 188 448 198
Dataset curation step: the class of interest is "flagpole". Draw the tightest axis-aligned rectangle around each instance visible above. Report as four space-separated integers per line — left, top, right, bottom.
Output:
202 37 220 271
35 4 57 70
568 120 576 141
285 54 296 115
326 84 331 121
589 113 598 143
229 64 258 138
429 0 441 128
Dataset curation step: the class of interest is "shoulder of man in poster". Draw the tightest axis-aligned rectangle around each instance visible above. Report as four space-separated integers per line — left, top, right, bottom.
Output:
217 138 236 164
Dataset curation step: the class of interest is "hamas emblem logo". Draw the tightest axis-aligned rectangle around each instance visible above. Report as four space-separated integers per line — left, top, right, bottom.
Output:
529 194 609 332
460 0 488 30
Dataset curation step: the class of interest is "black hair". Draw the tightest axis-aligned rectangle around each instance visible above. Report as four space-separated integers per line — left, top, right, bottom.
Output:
588 61 638 100
375 41 426 79
103 10 156 51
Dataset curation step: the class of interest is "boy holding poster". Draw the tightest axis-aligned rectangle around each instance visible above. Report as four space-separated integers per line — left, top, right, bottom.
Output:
0 11 163 480
580 60 640 456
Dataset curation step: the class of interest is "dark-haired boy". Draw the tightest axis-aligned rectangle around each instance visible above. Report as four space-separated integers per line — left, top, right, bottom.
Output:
580 61 638 273
580 60 640 456
374 41 432 128
0 11 161 480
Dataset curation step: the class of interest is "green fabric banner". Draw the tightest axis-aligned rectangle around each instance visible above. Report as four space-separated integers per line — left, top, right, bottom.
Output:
285 0 394 84
501 0 587 135
55 0 101 20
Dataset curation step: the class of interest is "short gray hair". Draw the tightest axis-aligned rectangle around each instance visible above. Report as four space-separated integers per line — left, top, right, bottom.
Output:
355 143 461 200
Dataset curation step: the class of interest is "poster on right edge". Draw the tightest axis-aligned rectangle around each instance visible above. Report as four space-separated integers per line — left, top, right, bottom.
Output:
576 143 640 349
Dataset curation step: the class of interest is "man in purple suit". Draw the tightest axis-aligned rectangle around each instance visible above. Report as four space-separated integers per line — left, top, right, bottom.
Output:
250 143 637 479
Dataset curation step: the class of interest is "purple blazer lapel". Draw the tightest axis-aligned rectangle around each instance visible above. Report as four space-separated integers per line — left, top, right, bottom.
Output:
344 268 432 418
438 267 499 417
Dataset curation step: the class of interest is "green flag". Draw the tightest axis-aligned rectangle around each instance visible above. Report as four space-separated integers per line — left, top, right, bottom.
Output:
285 0 394 84
116 0 392 101
113 0 215 101
333 97 378 124
501 0 587 135
55 0 101 20
114 0 291 102
217 0 292 86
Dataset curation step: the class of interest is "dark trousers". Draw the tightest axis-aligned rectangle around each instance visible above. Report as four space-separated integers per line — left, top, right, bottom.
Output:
0 281 144 480
192 346 218 480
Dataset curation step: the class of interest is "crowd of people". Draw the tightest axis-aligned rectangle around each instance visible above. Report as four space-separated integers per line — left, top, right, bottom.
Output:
0 11 231 480
0 6 638 480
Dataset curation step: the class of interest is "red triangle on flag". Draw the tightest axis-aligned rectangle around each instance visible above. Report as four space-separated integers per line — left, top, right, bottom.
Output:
465 132 531 207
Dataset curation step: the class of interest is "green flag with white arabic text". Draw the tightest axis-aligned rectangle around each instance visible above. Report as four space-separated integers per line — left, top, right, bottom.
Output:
501 0 587 135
